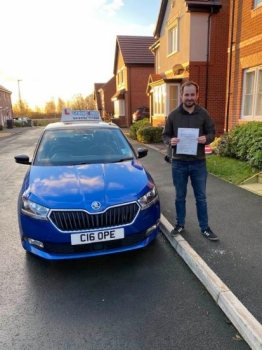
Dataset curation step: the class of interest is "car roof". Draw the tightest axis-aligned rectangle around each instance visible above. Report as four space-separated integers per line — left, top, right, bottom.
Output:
44 121 119 131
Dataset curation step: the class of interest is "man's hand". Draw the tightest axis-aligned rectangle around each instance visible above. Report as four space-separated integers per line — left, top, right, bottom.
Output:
197 136 206 144
170 137 180 146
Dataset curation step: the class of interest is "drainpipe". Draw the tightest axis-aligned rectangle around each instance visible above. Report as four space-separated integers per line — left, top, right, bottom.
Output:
205 7 213 109
225 0 235 132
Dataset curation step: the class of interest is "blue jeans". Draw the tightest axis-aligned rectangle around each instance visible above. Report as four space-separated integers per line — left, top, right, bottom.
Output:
171 160 208 231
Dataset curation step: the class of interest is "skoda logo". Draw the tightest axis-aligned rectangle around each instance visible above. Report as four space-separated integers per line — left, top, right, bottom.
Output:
91 201 101 210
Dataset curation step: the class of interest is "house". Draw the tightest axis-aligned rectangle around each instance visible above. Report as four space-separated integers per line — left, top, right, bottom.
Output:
0 85 13 127
225 0 262 131
98 76 116 121
147 0 230 135
112 35 155 127
93 83 104 117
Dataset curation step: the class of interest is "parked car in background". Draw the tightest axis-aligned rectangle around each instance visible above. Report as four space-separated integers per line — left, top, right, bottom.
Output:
132 106 150 123
13 117 31 125
14 108 160 260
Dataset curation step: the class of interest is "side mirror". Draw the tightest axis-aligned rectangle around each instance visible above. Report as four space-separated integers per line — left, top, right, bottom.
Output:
137 147 148 159
14 154 31 165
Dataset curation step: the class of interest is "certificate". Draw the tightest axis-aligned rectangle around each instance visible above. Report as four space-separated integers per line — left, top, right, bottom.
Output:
176 128 199 155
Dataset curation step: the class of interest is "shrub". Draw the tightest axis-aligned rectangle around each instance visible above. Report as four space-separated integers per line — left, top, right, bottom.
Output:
129 119 150 140
137 126 163 143
0 125 3 131
216 122 262 169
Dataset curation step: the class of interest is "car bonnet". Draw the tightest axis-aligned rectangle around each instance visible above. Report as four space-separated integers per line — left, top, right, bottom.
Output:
25 161 154 211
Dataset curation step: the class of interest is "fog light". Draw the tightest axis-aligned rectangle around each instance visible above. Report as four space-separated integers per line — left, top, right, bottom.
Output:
145 220 160 236
28 238 44 248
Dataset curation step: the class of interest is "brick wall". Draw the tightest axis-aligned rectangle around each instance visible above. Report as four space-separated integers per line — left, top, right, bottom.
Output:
189 1 230 136
127 65 154 126
227 0 262 130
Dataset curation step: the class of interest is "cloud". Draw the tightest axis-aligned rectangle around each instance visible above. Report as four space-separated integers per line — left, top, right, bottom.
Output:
102 0 124 17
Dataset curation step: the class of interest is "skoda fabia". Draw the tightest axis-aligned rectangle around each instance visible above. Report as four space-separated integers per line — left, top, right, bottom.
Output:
15 109 160 260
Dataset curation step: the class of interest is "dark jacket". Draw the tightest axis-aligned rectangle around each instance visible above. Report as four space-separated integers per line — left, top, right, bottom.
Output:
162 103 215 161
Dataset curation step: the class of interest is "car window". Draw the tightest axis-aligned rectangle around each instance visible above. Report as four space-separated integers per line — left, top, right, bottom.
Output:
33 127 135 166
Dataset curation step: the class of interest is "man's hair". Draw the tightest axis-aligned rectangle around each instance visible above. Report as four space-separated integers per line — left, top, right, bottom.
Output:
181 81 199 94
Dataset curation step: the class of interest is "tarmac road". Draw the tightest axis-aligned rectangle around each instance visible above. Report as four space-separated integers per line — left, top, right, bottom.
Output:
1 125 261 349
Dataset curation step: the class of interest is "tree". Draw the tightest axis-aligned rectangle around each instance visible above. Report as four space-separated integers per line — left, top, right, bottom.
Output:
12 100 32 118
85 94 95 110
70 94 88 110
44 99 56 118
57 97 65 114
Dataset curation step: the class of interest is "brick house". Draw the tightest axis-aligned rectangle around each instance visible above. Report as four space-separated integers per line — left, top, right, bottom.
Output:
112 35 155 127
225 0 262 131
147 0 230 135
93 83 104 117
98 76 116 120
0 85 13 127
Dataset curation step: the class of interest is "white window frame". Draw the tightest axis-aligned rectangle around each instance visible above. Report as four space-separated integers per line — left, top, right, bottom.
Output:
167 84 180 114
167 22 178 56
113 100 125 118
117 68 124 88
241 66 262 120
153 85 166 115
254 0 262 8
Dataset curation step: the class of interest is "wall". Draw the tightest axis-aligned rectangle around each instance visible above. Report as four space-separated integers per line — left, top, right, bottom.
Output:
128 66 154 125
227 0 262 130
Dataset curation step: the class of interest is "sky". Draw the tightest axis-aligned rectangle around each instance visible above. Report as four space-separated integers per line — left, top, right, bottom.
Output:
0 0 161 109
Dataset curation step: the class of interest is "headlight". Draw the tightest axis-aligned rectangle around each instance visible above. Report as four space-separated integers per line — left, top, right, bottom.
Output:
21 197 49 220
138 187 158 210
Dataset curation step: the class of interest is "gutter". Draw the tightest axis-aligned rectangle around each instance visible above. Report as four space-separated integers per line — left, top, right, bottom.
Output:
205 7 214 109
225 0 235 132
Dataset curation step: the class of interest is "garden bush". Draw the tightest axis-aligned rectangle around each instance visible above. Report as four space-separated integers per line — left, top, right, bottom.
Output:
214 121 262 169
137 126 163 143
129 119 150 140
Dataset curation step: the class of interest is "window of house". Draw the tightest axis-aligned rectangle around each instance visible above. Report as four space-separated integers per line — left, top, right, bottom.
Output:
155 48 160 73
169 85 180 112
168 24 178 55
113 99 125 118
154 85 165 115
117 69 124 87
242 67 262 119
254 0 262 8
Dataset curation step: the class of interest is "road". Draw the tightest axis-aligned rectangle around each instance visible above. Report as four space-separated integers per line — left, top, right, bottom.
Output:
0 128 250 349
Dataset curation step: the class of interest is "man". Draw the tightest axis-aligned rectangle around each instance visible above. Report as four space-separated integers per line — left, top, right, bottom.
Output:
162 81 218 241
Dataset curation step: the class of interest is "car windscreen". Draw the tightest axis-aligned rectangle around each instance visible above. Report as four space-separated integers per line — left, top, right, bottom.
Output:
33 127 135 166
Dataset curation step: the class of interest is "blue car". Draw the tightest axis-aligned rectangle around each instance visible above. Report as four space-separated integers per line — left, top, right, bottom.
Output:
15 109 160 260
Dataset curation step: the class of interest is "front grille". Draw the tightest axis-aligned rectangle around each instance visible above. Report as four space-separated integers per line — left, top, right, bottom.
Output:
49 202 139 232
43 231 146 255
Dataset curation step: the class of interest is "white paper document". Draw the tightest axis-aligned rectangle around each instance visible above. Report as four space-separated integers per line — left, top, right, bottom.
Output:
176 128 199 155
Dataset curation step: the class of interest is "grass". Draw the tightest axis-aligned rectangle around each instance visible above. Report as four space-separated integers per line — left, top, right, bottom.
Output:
206 154 259 185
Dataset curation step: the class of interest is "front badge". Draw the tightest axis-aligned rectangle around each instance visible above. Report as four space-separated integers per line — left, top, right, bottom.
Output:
91 201 101 210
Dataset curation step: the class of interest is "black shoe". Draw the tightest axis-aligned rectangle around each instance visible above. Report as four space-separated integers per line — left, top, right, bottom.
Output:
164 155 171 163
201 227 218 241
171 225 184 237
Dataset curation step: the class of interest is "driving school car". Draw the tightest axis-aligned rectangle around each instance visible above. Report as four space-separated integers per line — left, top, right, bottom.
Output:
15 108 160 260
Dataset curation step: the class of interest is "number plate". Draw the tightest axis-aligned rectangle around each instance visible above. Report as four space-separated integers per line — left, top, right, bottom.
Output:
71 228 124 245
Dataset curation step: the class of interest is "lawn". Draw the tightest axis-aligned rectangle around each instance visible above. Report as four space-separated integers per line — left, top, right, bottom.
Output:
206 154 259 185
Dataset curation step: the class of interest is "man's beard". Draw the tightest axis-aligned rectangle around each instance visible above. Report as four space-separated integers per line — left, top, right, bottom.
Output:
184 100 195 108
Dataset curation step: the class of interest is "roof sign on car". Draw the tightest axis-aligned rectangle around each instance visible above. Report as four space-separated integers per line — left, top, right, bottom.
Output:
61 108 102 122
